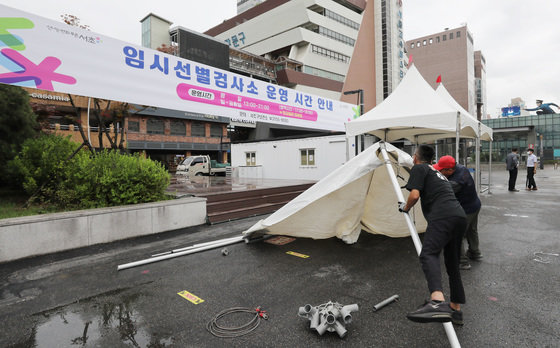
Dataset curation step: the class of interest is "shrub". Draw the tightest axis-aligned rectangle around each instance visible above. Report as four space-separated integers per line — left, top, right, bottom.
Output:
8 134 83 201
68 150 170 208
9 134 170 209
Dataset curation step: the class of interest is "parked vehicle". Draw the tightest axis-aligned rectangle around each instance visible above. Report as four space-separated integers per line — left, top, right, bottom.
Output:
176 155 229 177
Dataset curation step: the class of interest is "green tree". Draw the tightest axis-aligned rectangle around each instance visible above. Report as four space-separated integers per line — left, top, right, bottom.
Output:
0 84 38 185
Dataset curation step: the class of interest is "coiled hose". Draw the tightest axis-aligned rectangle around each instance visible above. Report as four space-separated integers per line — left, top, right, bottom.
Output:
207 306 268 338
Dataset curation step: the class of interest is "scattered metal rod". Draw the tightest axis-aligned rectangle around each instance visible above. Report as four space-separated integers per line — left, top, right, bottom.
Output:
117 236 245 271
372 294 399 312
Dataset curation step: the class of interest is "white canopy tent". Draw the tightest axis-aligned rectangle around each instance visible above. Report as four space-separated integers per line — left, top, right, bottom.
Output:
434 84 493 142
243 142 427 243
344 65 493 192
345 65 482 143
435 83 494 192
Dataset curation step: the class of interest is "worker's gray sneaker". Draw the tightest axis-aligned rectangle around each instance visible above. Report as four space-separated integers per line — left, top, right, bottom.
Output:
451 308 463 325
406 300 453 323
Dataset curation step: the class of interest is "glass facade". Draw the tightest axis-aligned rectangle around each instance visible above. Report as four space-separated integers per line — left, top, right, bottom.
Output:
482 114 560 161
141 18 150 48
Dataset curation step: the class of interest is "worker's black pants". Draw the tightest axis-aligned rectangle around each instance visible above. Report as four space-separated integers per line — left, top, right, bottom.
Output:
420 216 467 304
526 167 537 189
508 168 518 190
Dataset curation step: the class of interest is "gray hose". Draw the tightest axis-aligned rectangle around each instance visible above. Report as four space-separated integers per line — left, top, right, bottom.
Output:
207 307 267 338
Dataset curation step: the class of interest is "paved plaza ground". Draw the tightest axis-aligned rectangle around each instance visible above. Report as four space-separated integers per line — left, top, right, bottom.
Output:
0 166 559 347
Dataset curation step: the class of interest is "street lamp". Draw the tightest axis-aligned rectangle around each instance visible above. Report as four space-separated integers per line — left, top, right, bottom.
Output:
343 89 364 155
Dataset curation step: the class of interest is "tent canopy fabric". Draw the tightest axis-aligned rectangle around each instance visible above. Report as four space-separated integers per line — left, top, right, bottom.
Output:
243 142 427 244
435 84 493 141
344 65 492 143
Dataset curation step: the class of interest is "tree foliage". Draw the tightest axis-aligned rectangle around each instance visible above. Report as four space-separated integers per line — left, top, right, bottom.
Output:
0 84 38 184
60 14 91 30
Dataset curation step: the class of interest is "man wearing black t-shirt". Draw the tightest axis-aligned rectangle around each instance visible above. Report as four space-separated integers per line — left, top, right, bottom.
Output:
399 145 467 324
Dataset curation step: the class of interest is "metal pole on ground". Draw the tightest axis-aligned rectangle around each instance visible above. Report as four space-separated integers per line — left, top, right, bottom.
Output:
379 142 461 348
117 236 245 271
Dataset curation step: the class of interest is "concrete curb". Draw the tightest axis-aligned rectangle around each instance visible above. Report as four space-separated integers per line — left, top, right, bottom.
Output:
0 197 207 263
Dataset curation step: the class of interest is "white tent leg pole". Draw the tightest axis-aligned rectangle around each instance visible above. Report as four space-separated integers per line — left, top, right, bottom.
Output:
346 136 350 162
380 143 461 348
151 235 243 257
455 112 460 162
117 236 245 271
476 124 481 193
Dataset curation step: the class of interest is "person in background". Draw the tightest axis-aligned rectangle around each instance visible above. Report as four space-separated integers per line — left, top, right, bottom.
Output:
399 145 467 325
526 148 538 190
506 148 520 192
434 156 482 271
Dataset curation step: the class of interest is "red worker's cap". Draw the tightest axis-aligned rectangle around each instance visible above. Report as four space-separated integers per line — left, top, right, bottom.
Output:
433 155 456 171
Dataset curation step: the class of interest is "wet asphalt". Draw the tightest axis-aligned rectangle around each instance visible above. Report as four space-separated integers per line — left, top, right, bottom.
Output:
0 167 559 347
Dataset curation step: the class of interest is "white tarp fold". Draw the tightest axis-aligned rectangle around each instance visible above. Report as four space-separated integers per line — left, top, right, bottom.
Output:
244 142 427 243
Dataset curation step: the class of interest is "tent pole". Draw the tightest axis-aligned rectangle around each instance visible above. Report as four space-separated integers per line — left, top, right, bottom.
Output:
455 112 460 162
117 236 245 271
379 142 461 348
345 136 350 162
488 141 493 194
475 124 481 193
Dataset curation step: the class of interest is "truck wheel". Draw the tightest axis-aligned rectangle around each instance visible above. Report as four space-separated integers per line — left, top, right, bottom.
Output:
195 172 204 176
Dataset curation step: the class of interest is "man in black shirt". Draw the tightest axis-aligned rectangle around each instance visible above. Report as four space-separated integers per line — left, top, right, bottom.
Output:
399 145 467 324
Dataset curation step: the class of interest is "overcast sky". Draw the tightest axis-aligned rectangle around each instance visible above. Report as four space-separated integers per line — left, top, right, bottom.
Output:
2 0 559 117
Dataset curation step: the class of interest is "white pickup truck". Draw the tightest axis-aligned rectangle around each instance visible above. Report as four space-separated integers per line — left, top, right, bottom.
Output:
176 155 229 177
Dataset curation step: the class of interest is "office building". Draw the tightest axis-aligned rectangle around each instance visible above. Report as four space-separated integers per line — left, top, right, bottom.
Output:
482 113 560 162
238 0 266 14
406 25 486 119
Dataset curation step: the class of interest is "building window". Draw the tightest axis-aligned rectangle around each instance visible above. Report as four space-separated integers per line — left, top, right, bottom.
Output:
423 40 426 46
323 9 360 30
191 122 206 137
436 36 440 43
170 121 186 136
128 120 139 133
411 43 415 48
300 148 315 166
245 152 256 166
147 119 164 134
449 32 454 39
429 38 433 44
443 34 447 41
210 124 223 137
317 26 355 46
302 65 345 82
456 31 461 38
417 41 420 47
311 45 350 63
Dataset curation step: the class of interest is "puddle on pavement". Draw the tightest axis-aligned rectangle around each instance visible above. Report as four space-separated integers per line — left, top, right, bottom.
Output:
15 292 173 347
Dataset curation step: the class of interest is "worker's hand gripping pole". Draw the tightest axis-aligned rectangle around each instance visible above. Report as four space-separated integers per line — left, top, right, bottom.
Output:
379 142 461 348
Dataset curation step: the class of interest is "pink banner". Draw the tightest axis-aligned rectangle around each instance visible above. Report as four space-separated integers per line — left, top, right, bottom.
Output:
176 83 318 121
